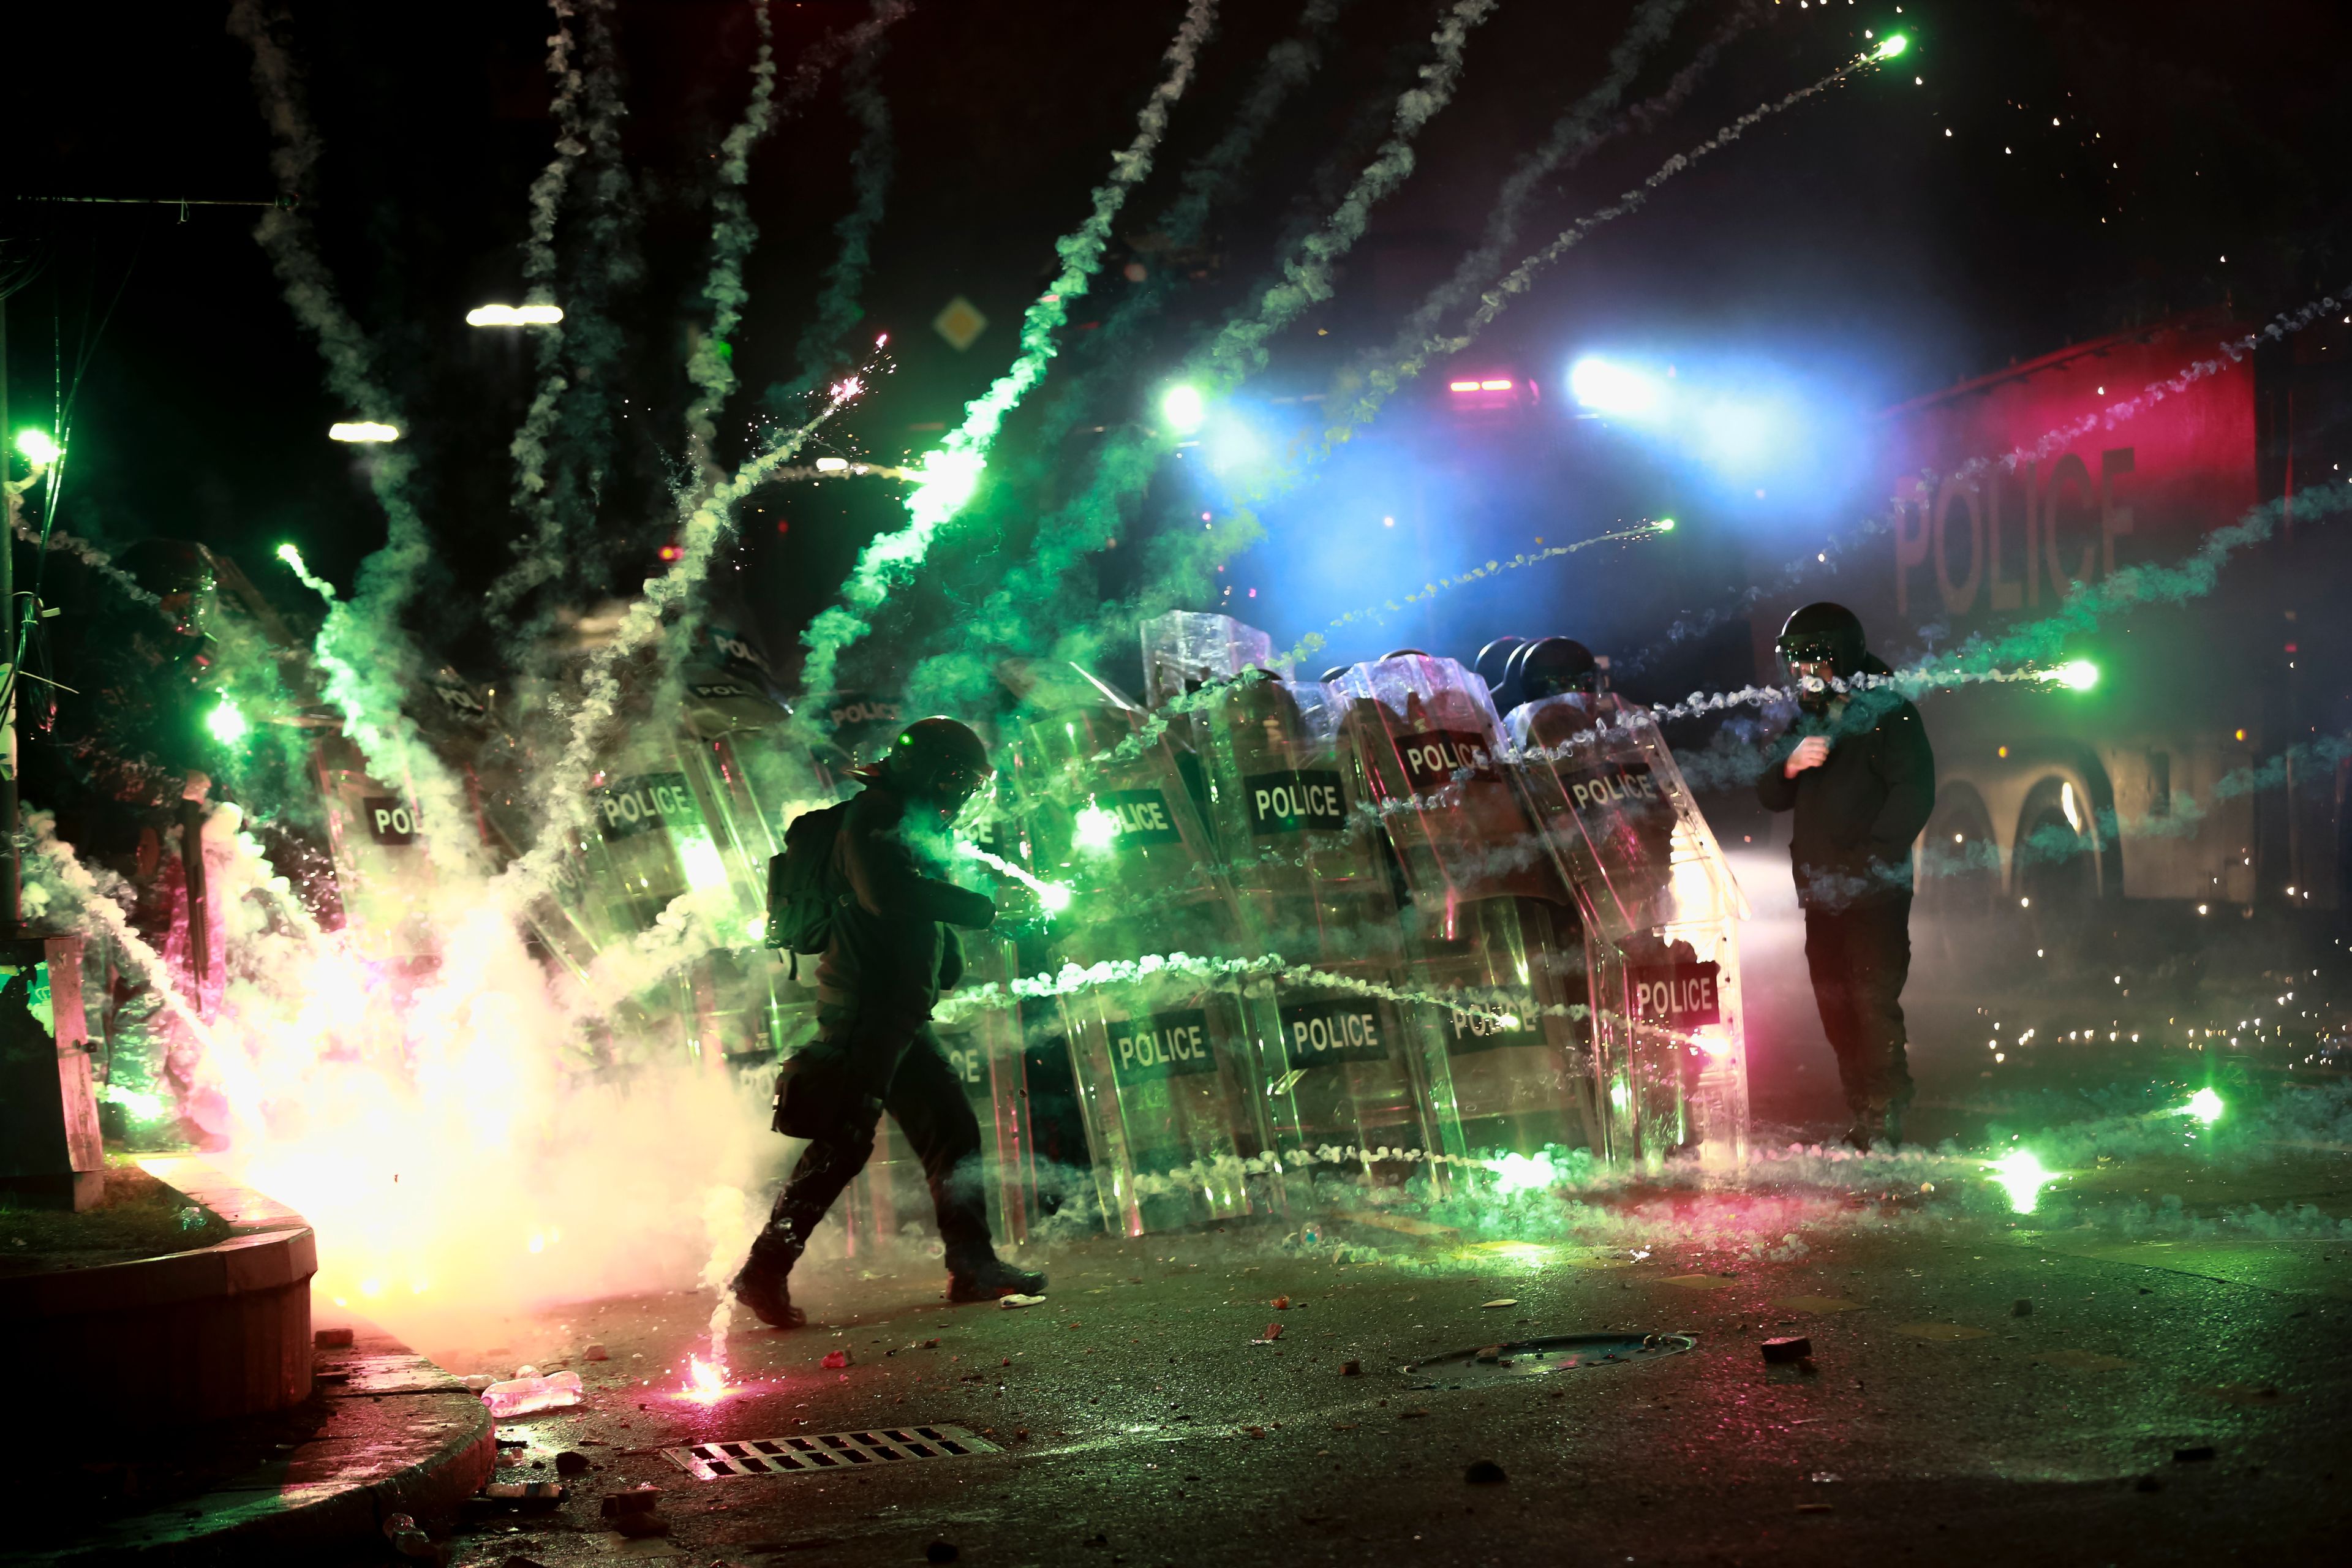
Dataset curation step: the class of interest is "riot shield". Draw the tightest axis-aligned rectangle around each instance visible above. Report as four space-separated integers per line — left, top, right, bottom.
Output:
1140 610 1281 707
1336 655 1596 1158
1191 671 1444 1199
1011 700 1273 1235
1509 693 1751 1174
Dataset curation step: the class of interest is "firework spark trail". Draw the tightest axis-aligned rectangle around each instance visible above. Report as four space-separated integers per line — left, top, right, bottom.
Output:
228 3 480 853
796 0 1223 704
899 0 1499 712
1325 42 1896 455
24 815 217 1050
1280 520 1670 666
682 1 783 467
769 1 900 408
488 0 639 625
493 389 862 908
1488 480 2351 780
1336 0 1747 431
989 6 1806 687
1205 0 1496 388
930 948 1555 1030
492 0 601 627
9 514 166 612
1626 281 2352 672
1022 0 1355 461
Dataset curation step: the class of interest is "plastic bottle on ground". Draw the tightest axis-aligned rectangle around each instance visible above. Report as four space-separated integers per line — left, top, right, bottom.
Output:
481 1370 583 1416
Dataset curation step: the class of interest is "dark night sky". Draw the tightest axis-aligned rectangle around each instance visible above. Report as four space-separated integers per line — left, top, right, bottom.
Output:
6 0 2348 682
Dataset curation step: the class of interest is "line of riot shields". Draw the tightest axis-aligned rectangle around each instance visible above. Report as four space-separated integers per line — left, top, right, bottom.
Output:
182 548 1747 1248
881 611 1757 1243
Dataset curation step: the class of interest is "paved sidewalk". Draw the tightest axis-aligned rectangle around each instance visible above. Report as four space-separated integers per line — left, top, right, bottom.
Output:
28 1325 493 1564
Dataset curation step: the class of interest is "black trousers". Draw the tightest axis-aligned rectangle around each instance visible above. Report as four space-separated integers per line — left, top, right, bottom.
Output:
1803 896 1915 1116
750 1013 994 1278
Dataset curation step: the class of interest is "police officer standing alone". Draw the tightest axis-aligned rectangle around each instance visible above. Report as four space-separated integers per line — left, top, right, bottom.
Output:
1756 604 1935 1151
733 718 1045 1329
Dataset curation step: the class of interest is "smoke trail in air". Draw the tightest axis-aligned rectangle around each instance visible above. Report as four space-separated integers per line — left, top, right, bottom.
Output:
1324 37 1900 448
768 2 899 408
1020 0 1356 461
797 0 1224 703
688 1 911 458
227 1 478 851
1337 0 1753 426
1203 0 1497 388
492 0 597 630
899 0 1500 710
494 384 866 907
681 1 783 470
488 0 639 625
1626 281 2352 672
10 514 167 613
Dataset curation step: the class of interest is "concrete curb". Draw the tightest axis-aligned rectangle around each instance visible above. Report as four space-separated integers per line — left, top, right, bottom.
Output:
0 1157 317 1430
29 1328 496 1566
18 1159 495 1564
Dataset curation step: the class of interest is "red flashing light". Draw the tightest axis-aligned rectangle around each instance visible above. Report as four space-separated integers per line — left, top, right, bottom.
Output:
1479 379 1512 391
1448 380 1482 393
658 545 683 561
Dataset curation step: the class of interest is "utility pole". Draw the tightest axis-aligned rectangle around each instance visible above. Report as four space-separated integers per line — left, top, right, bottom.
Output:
0 292 17 935
0 287 99 1209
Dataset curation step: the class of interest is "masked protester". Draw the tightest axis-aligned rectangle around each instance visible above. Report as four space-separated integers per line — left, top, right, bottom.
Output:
1756 604 1934 1150
733 718 1045 1329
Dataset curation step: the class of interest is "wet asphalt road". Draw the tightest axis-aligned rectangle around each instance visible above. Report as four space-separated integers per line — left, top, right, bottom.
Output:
432 1158 2352 1568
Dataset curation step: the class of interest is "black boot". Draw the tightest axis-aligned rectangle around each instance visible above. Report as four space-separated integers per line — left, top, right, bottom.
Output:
947 1254 1046 1303
731 1236 807 1330
1840 1117 1876 1153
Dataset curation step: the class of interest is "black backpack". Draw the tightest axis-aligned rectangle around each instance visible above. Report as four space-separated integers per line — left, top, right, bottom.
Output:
764 802 851 973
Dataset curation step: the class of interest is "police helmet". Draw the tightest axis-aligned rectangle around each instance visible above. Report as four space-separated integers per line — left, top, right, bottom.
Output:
888 717 995 805
1509 636 1600 701
1775 602 1869 678
1473 636 1526 694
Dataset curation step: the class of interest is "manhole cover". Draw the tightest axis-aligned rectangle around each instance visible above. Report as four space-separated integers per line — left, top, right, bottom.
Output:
1405 1332 1695 1390
662 1425 998 1480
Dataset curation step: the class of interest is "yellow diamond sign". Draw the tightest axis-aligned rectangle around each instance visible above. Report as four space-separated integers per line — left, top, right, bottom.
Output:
933 295 988 352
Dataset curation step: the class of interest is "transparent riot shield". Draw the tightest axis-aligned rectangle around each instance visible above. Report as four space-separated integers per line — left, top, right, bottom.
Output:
1191 671 1445 1200
1336 655 1596 1159
309 731 438 960
931 933 1039 1248
1509 692 1751 1175
1011 700 1273 1235
1140 611 1282 707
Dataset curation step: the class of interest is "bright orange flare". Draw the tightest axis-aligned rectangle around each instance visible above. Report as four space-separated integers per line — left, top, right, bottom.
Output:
678 1354 734 1404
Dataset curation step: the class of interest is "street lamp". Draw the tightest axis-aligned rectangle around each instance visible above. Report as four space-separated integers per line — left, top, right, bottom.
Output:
466 304 564 327
328 421 401 443
13 429 59 467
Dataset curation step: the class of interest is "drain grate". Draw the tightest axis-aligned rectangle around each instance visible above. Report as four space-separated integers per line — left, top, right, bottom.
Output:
661 1425 999 1480
1405 1332 1695 1390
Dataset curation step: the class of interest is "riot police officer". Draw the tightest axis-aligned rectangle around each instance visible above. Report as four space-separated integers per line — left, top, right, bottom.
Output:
1756 604 1934 1150
733 718 1045 1328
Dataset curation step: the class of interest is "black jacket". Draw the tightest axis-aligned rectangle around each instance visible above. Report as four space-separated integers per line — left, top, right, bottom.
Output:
813 779 997 1020
1755 687 1936 910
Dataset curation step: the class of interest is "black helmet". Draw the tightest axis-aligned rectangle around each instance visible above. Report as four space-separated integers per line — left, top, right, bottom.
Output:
1317 666 1350 685
1776 602 1869 678
1473 636 1525 693
1510 636 1600 701
888 717 994 806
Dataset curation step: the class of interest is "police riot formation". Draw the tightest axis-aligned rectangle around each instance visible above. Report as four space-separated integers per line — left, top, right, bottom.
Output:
716 606 1794 1321
145 544 1875 1317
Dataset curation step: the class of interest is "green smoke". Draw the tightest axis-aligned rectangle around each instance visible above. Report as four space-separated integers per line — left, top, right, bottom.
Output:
796 0 1225 704
897 0 1502 714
